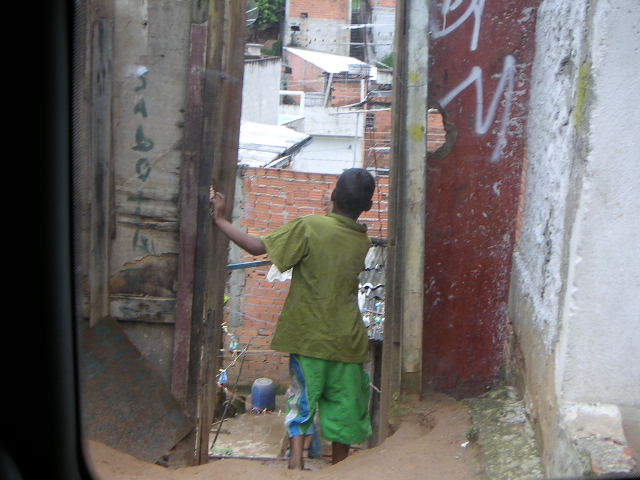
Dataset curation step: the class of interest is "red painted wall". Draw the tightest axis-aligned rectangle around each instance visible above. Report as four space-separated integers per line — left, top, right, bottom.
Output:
423 0 540 397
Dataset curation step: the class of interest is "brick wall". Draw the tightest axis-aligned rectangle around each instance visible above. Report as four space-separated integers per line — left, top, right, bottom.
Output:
284 51 370 107
289 0 350 21
329 77 365 106
363 109 447 170
364 93 393 168
221 167 389 390
427 111 446 152
374 0 396 8
284 51 326 94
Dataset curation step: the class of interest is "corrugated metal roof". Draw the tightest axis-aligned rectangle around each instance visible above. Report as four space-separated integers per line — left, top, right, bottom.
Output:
238 121 312 168
285 47 378 80
359 245 386 341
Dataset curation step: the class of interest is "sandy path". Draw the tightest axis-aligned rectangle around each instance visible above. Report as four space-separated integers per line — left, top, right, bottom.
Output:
85 392 486 480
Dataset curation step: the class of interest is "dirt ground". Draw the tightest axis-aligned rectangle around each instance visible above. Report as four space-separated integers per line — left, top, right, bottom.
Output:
85 392 486 480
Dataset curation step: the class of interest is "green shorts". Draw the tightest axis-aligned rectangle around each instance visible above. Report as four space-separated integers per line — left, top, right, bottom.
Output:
285 354 372 445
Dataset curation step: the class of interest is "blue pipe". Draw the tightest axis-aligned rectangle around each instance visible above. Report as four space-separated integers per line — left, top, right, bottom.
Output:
226 259 272 270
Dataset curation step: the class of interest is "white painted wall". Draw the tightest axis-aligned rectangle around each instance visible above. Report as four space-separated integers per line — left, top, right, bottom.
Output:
279 103 365 173
514 0 640 407
511 0 640 475
368 7 395 62
292 135 362 174
554 0 640 407
302 105 366 136
241 57 281 125
511 0 589 354
286 18 351 56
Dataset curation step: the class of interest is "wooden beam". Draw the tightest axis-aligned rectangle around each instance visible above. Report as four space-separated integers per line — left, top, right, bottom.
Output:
378 0 429 443
398 0 428 394
172 22 208 406
88 18 113 327
174 0 246 466
204 0 247 445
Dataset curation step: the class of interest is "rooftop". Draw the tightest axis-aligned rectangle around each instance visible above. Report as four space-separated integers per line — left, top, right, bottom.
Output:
238 121 312 168
284 47 378 80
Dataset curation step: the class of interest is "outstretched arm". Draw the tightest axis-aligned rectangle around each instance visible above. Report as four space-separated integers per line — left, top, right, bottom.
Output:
210 189 266 256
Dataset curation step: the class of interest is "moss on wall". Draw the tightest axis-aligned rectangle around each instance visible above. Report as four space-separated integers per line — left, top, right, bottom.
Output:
575 62 591 127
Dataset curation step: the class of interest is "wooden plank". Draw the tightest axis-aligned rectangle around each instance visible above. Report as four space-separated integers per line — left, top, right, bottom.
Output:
378 0 406 445
110 295 176 324
172 22 208 406
203 0 247 454
197 0 247 464
89 19 113 327
174 0 247 466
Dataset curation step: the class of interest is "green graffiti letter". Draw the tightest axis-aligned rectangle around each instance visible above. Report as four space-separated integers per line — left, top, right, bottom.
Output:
136 158 151 181
132 125 154 152
134 98 148 118
134 71 148 92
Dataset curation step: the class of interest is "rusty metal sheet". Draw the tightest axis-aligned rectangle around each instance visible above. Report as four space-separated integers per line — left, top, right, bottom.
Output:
424 0 540 397
79 317 192 463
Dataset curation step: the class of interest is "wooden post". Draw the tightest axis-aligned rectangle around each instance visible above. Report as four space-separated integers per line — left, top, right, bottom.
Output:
172 22 208 407
173 0 246 465
378 0 429 442
204 0 247 438
397 0 428 396
88 18 113 327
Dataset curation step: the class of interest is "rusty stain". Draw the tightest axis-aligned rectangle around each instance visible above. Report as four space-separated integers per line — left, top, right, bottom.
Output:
110 253 178 297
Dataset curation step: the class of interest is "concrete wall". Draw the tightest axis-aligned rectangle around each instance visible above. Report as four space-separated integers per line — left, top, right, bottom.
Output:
109 0 193 382
509 0 640 476
368 5 395 62
285 0 351 55
278 102 366 173
292 135 362 174
242 57 282 125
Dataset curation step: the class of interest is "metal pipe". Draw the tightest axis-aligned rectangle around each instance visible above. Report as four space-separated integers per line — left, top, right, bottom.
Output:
226 259 272 270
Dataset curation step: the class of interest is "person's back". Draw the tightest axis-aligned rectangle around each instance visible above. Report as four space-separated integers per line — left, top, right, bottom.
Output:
265 212 371 363
210 167 377 469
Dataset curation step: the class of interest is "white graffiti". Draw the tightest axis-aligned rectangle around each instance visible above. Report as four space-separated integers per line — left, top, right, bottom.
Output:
439 55 516 163
431 0 486 52
432 0 519 163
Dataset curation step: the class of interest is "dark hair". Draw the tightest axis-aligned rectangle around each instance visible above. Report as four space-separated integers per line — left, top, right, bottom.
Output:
334 168 376 216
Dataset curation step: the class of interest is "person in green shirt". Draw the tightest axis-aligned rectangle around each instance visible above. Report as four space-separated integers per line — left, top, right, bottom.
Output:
210 168 376 470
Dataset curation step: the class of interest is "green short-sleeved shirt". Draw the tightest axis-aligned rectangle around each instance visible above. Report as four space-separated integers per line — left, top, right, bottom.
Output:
261 213 371 363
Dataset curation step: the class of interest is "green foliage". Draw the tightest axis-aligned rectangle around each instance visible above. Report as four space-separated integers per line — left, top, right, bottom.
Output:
250 0 285 32
261 39 282 57
380 53 394 68
210 446 235 456
465 425 479 442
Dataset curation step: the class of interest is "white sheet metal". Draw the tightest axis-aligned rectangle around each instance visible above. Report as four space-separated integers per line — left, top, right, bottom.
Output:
237 121 311 168
284 47 378 80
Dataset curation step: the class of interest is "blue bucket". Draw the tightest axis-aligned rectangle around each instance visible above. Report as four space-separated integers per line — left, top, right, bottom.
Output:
251 377 276 411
